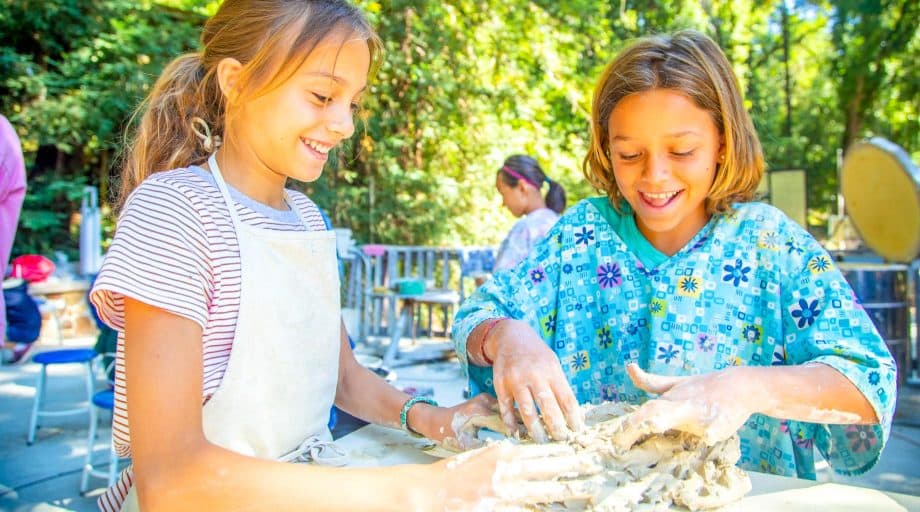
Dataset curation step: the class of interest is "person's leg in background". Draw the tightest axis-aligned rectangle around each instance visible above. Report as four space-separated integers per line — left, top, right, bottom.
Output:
3 279 41 363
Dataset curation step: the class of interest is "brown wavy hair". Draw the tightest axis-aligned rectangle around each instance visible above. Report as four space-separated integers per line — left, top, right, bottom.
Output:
582 30 764 214
117 0 381 210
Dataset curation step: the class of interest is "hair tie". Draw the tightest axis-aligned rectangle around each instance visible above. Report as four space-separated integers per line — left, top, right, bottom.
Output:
501 165 541 189
191 117 222 153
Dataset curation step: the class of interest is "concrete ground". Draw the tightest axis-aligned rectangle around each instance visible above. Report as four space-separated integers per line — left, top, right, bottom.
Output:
1 337 918 511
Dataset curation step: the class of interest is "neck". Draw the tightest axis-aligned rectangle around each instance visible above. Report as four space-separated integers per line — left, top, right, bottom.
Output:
212 143 288 210
522 192 547 216
635 213 711 256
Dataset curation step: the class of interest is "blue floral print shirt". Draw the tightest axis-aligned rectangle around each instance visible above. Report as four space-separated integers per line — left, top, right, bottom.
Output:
453 197 897 479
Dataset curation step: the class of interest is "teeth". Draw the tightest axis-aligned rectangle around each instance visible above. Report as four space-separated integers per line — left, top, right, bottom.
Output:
304 139 332 154
643 191 679 200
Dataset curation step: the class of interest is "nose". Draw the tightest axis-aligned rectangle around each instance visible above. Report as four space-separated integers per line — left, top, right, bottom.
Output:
643 151 670 183
326 103 355 139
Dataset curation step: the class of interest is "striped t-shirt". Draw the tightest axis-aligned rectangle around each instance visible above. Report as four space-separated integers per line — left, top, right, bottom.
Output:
89 166 326 511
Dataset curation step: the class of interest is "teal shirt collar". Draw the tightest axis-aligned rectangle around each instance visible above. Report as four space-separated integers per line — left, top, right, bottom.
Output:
588 196 717 269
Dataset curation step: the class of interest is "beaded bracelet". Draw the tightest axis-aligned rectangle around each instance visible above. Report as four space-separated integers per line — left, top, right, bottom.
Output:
477 317 508 366
399 395 439 438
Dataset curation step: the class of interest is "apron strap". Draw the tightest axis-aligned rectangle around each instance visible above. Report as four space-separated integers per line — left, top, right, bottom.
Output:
278 436 349 467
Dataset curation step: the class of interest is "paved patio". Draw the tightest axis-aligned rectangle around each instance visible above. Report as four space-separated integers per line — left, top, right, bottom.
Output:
1 337 918 511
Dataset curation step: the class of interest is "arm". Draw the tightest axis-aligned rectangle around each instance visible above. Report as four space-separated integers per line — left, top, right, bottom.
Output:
334 322 496 446
453 218 583 442
755 363 876 423
467 318 583 442
618 362 876 448
492 219 528 272
126 299 598 510
620 220 894 464
0 118 26 339
125 298 432 511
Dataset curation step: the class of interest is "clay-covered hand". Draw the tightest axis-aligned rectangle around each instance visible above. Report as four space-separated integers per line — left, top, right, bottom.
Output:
431 442 603 510
615 363 757 449
427 393 507 451
489 320 585 442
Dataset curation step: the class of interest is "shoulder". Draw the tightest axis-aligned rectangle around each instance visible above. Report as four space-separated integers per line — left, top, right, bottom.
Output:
560 197 610 223
119 168 227 237
0 115 24 175
719 202 825 270
285 188 328 230
552 197 625 236
530 208 560 221
0 115 16 145
717 202 809 237
126 167 222 212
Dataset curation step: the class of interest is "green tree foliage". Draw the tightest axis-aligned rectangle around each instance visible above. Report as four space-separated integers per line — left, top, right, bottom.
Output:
0 0 201 256
1 0 916 257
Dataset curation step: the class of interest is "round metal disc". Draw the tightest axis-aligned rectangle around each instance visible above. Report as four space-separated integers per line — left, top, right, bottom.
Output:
840 137 920 262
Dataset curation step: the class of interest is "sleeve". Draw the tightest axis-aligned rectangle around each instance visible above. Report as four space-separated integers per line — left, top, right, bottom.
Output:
492 219 531 271
0 117 26 338
779 223 897 476
453 218 568 396
89 179 213 331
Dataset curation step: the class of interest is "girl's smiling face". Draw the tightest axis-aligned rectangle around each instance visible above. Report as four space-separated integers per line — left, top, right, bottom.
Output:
608 88 724 255
227 32 371 184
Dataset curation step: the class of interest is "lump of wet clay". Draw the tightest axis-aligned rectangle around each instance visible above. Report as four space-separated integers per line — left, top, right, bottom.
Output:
481 402 751 511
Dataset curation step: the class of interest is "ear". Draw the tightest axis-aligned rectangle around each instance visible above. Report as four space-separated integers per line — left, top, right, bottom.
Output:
216 57 244 103
516 179 532 194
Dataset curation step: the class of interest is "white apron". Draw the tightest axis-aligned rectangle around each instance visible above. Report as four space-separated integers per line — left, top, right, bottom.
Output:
121 155 343 510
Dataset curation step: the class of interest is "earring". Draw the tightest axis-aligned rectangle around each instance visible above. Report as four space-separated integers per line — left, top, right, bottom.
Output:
191 117 222 153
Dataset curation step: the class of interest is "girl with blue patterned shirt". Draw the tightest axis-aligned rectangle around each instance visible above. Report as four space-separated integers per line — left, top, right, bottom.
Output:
453 30 896 480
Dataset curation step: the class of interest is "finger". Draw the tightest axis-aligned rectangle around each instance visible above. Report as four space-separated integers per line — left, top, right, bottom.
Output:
552 379 585 432
626 363 684 395
471 392 499 411
461 413 511 438
509 384 548 443
492 370 519 435
511 453 602 480
531 384 571 441
614 399 689 450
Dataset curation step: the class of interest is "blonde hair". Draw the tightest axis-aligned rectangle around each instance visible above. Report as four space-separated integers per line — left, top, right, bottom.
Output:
582 30 764 214
118 0 381 210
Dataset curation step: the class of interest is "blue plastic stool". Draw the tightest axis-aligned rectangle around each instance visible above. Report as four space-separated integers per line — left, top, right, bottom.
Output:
80 388 122 492
27 348 96 445
81 350 126 493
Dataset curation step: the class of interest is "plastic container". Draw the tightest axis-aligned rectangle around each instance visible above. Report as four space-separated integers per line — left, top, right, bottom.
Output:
396 278 425 296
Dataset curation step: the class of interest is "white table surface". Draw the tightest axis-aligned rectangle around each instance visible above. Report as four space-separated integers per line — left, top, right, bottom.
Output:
336 424 920 511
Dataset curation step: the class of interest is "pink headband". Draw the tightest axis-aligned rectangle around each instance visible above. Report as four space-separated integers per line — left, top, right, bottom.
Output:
502 166 542 189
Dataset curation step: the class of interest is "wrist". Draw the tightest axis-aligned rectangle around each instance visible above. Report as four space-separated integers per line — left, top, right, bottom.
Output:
479 317 511 365
401 395 439 438
405 464 442 511
727 365 772 415
406 402 440 439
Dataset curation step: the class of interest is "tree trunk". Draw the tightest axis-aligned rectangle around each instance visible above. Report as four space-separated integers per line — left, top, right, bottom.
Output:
842 76 865 154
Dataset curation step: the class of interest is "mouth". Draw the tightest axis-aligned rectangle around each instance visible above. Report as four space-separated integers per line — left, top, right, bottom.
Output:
638 190 683 209
301 137 333 162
